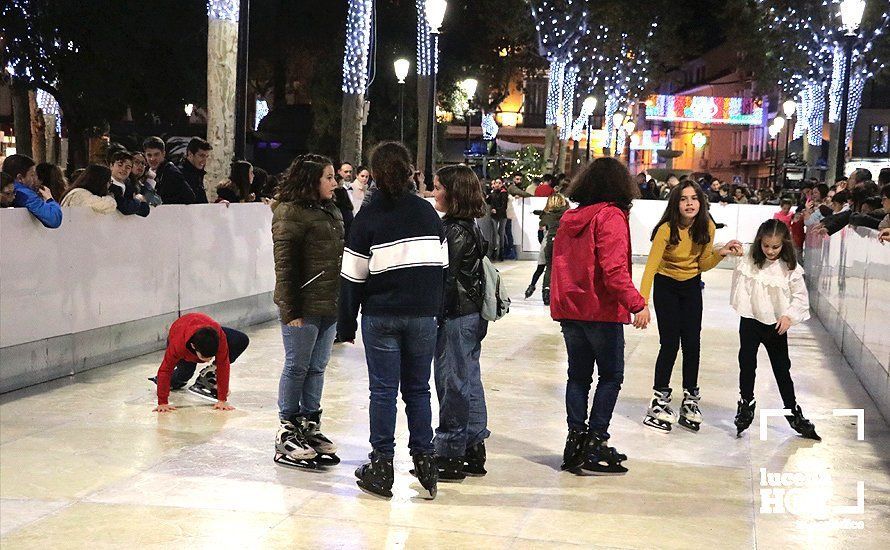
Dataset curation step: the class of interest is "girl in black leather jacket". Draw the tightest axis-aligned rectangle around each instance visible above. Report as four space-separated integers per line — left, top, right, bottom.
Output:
431 164 492 481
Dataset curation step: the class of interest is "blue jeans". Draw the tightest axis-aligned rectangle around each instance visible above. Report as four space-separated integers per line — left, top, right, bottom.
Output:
278 317 337 420
362 315 437 458
560 321 625 439
434 313 490 458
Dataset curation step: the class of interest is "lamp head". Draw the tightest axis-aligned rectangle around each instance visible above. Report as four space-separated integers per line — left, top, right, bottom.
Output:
782 99 797 117
460 78 478 98
611 112 625 128
582 96 597 112
839 0 865 33
774 116 785 129
425 0 447 33
184 104 194 117
622 120 635 135
394 58 410 83
692 132 707 148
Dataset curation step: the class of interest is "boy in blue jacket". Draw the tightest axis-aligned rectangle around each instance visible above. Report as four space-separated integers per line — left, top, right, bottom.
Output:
2 154 62 228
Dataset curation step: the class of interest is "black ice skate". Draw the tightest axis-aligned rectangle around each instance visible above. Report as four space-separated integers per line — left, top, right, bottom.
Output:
187 363 218 402
734 398 756 437
463 441 487 476
560 427 588 472
643 388 674 433
678 388 703 432
274 418 321 471
410 453 438 499
355 451 394 499
432 456 466 482
580 433 628 476
524 284 536 299
785 405 821 441
304 410 340 466
542 287 551 306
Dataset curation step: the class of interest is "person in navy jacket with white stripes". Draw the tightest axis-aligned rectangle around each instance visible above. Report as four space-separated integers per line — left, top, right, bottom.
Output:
339 142 448 500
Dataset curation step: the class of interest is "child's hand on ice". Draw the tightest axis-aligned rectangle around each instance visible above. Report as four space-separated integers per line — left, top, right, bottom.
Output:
213 401 235 411
153 404 176 413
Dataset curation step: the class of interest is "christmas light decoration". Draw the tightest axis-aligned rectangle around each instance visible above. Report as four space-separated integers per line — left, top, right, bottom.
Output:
415 0 438 76
254 98 269 129
644 94 764 125
35 88 61 134
207 0 239 22
342 0 373 94
482 113 499 140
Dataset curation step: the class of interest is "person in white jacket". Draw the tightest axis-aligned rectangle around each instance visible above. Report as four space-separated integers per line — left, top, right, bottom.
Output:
59 164 117 214
729 219 820 441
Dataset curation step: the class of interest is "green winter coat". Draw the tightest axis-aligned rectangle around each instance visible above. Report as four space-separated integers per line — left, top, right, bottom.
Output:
272 199 345 323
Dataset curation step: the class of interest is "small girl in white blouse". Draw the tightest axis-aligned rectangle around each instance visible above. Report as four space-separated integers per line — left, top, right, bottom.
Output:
729 219 820 441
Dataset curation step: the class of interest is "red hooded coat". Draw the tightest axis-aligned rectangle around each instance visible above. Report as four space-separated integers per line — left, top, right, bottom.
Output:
550 203 646 323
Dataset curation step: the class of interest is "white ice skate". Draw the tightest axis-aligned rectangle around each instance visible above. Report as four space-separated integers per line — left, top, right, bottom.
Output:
643 389 675 433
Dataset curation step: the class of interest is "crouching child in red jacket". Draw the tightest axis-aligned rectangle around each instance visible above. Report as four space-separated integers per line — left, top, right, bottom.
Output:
150 313 250 412
550 157 650 476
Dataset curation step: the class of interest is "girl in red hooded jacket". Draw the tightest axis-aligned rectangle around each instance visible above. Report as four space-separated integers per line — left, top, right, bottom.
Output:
550 157 650 476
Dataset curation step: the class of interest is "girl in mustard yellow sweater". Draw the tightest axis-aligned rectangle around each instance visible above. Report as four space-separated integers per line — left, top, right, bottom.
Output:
640 182 741 433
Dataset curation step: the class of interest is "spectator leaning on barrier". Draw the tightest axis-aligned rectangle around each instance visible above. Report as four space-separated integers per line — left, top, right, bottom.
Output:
216 160 254 203
144 136 195 205
130 152 162 206
60 164 117 214
36 162 68 203
773 199 793 228
1 173 16 207
178 137 212 203
535 174 555 197
2 153 62 228
878 185 890 230
108 150 150 217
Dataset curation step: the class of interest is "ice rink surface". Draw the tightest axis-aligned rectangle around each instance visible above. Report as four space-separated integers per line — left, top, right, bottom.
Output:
1 262 888 549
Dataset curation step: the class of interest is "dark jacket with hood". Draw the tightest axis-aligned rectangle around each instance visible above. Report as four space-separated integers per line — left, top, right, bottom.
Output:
272 199 345 323
442 217 485 319
111 178 150 217
155 161 195 205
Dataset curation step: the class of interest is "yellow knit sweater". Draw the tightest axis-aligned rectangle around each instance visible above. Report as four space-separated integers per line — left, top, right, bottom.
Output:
640 221 723 302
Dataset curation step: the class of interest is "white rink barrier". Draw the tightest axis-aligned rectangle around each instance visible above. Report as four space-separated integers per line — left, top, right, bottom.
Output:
0 204 276 393
804 227 890 422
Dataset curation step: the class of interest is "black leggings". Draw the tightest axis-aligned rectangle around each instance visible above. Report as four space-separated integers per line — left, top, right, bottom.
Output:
653 274 702 390
529 264 545 287
738 317 797 409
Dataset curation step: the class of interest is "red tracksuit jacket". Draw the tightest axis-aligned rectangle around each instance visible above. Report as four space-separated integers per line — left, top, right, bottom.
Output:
156 313 229 405
550 202 646 323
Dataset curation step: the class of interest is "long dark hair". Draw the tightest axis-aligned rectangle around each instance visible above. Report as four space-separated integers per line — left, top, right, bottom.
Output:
567 156 638 209
229 160 253 202
436 164 487 218
36 162 67 202
63 164 111 199
370 141 413 196
278 154 332 203
650 181 711 245
751 219 797 270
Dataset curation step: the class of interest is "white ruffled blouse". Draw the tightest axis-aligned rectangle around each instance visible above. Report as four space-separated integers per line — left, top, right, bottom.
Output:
730 255 810 326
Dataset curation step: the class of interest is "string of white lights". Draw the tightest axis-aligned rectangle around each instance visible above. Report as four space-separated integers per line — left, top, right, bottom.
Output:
342 0 373 95
207 0 239 22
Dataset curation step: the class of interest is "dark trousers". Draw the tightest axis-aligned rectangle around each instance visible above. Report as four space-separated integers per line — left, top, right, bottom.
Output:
361 315 437 458
561 321 625 439
433 313 490 457
738 317 797 409
529 264 545 287
543 239 554 289
653 274 702 390
170 326 250 388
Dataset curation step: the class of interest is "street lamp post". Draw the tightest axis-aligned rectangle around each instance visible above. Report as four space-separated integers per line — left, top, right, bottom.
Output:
394 58 410 142
424 0 447 190
460 78 478 157
782 99 796 164
769 124 781 188
835 0 865 181
611 112 625 157
582 96 597 162
623 119 635 165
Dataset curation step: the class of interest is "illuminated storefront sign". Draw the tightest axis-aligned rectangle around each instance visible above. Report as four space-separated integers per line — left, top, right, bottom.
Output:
645 94 763 125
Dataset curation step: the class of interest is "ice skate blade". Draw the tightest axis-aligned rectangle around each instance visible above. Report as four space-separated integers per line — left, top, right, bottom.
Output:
643 417 672 433
356 480 393 499
186 386 218 403
579 469 628 476
678 418 701 432
274 453 323 471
